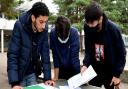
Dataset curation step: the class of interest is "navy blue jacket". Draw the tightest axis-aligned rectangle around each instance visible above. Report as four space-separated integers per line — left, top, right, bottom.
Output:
83 17 126 78
7 10 51 84
50 27 80 79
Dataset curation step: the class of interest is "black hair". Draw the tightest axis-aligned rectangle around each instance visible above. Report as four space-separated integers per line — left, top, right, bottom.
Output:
55 16 71 40
85 2 103 23
31 2 49 18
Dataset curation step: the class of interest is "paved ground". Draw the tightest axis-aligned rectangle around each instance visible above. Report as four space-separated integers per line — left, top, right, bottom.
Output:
0 53 128 89
0 53 11 89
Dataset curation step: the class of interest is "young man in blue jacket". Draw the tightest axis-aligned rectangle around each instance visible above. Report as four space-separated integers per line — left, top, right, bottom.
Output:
50 16 80 81
81 2 126 89
7 2 54 89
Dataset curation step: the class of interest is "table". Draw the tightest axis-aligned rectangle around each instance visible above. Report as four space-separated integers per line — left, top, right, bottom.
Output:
55 79 101 89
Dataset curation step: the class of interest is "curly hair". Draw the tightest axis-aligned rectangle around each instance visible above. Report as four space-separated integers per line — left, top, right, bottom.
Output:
31 2 49 18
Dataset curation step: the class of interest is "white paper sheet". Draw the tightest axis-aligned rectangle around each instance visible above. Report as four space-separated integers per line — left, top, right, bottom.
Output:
59 86 81 89
67 65 97 89
38 83 55 89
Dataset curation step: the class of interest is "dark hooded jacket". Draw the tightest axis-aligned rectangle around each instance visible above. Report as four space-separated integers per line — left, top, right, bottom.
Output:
83 14 126 78
7 10 51 85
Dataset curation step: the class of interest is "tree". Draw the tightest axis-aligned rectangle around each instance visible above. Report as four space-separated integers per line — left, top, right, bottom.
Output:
48 13 57 25
53 0 128 51
54 0 128 33
53 0 90 23
0 0 23 19
95 0 128 34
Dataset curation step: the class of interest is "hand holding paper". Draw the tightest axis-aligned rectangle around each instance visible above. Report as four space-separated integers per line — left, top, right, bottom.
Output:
67 65 97 89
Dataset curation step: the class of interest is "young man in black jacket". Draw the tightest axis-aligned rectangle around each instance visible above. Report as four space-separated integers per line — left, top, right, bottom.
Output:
81 2 126 89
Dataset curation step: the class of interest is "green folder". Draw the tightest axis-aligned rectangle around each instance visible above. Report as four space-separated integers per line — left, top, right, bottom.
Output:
24 85 45 89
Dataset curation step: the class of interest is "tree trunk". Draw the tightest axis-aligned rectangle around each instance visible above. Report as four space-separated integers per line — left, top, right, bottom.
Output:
80 31 83 52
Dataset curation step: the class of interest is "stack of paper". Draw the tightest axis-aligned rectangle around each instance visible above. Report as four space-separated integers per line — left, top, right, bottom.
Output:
24 83 55 89
59 86 81 89
24 85 44 89
67 65 97 89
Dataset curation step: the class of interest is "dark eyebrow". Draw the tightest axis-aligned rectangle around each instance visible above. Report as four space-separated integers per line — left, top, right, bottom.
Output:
39 20 47 23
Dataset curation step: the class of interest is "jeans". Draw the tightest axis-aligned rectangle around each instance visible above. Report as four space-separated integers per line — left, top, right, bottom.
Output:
20 73 37 87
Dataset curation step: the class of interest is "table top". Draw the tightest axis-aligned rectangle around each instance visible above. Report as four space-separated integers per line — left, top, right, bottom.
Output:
55 79 101 89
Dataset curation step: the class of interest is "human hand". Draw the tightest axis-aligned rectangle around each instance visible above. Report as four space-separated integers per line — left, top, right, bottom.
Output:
45 80 55 86
81 66 87 75
110 76 120 89
12 85 23 89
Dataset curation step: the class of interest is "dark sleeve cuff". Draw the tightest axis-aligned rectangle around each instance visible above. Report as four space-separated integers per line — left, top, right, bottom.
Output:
83 63 89 68
11 81 20 88
44 77 51 82
113 73 120 78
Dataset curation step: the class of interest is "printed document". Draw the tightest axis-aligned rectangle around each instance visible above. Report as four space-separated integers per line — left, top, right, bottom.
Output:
67 65 97 89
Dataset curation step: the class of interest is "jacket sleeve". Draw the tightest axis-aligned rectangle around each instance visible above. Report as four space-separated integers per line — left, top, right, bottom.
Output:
50 30 60 68
70 29 80 74
112 26 126 78
83 25 92 67
7 21 21 84
41 29 51 81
